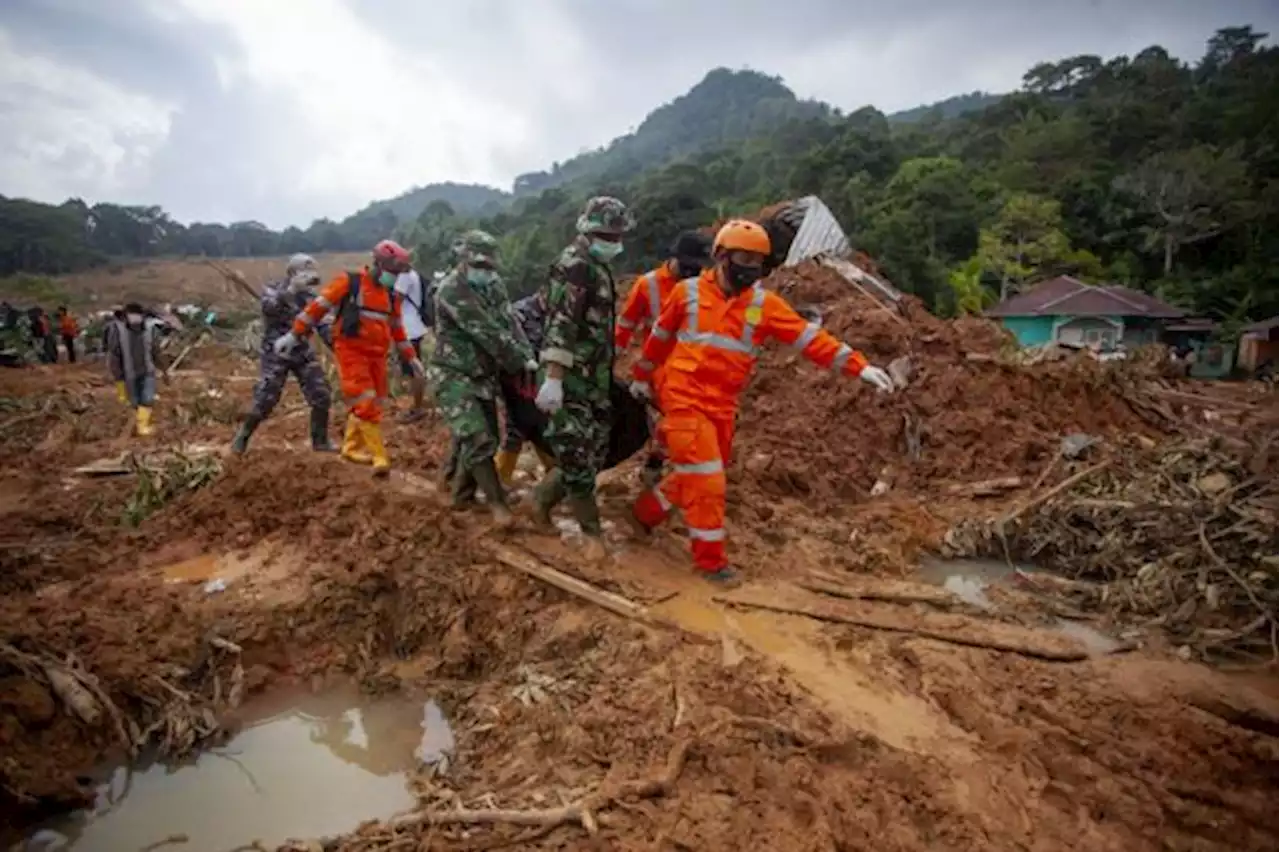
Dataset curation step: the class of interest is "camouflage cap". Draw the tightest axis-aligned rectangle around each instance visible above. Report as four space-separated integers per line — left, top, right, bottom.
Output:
456 229 499 267
575 196 635 236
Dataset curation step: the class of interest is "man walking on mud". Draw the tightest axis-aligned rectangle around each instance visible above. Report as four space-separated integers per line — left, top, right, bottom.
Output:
532 196 636 558
108 302 165 437
276 240 424 476
394 262 434 423
231 254 335 455
428 230 537 525
629 220 896 585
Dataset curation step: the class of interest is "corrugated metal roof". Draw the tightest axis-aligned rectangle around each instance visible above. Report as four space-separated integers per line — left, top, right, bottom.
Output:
987 276 1185 319
783 196 850 266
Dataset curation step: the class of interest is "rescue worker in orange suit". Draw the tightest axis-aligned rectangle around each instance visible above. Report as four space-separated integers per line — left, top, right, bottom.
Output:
615 231 712 485
275 240 424 477
628 220 896 586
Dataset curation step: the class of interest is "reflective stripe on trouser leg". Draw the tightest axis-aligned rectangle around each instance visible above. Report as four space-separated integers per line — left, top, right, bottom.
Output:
658 409 731 572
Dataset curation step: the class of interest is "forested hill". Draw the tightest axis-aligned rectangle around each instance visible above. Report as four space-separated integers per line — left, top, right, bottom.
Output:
356 182 510 222
1 26 1276 327
511 69 832 196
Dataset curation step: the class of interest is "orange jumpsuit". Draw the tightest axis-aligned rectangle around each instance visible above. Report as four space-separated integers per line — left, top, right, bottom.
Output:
631 268 871 573
292 270 414 424
615 263 683 395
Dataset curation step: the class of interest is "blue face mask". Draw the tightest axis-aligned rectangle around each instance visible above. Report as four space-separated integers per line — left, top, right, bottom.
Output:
377 270 398 287
466 268 498 286
587 239 623 263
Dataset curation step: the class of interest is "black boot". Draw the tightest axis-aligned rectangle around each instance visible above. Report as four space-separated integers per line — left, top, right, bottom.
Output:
567 493 607 560
310 405 336 452
231 413 262 454
450 468 478 508
531 469 566 527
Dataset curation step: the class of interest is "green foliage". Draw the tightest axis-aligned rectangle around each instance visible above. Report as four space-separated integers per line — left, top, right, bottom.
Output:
0 27 1274 328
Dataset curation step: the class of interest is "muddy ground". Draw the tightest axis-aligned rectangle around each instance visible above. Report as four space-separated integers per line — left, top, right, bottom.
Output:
0 268 1276 851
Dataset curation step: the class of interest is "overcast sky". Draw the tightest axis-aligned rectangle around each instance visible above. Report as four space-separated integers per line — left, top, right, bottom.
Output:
0 0 1272 229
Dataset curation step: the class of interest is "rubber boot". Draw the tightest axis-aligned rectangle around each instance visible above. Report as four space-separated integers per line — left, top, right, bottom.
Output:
135 406 154 437
531 469 566 528
567 494 607 561
471 457 515 528
310 405 336 452
494 449 520 486
340 415 372 465
450 468 478 509
360 420 391 477
231 413 262 455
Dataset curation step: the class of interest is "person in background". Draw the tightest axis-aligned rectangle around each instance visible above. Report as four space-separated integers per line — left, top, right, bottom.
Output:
394 262 433 422
108 303 165 436
276 240 424 476
231 254 335 454
56 306 79 363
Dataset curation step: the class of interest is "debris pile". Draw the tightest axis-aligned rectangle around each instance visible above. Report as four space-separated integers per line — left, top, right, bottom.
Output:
737 261 1156 505
946 437 1278 661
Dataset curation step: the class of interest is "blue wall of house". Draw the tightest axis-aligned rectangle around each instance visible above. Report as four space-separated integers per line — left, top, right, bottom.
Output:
1000 316 1055 346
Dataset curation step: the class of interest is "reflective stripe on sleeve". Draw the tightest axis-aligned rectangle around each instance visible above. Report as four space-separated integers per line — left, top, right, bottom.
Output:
793 322 821 351
832 344 853 372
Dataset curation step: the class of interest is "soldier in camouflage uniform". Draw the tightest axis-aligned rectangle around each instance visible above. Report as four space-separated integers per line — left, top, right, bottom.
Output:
428 230 537 524
231 254 335 454
532 196 636 556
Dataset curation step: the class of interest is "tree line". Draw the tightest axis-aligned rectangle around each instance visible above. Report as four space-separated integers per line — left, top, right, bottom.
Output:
416 26 1275 324
1 25 1274 326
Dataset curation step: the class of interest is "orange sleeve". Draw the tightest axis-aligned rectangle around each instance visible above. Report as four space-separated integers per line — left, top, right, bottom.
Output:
633 281 686 382
292 274 350 337
614 276 651 349
762 293 868 378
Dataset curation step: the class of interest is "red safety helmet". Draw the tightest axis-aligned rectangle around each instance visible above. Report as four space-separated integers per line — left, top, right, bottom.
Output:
372 239 412 273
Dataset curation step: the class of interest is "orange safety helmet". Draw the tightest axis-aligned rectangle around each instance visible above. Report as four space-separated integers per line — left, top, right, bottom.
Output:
713 219 771 256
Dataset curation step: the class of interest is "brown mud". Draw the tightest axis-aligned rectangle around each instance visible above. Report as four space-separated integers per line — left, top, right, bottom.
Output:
0 260 1276 851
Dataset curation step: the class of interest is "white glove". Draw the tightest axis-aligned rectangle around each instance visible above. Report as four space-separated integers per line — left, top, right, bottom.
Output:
273 332 298 356
859 365 895 394
629 380 652 401
523 359 539 372
535 377 564 414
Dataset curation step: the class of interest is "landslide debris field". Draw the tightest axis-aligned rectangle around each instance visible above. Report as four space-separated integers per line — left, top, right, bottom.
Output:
1 260 1277 851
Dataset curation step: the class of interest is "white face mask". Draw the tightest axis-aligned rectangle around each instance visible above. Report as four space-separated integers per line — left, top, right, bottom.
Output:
125 313 143 325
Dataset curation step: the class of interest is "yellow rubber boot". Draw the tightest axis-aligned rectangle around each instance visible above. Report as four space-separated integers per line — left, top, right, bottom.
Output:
494 448 520 485
135 406 154 436
340 415 372 465
115 381 128 404
360 420 391 477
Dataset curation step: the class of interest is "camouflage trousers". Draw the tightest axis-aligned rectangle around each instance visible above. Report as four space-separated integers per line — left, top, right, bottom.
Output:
429 366 501 473
544 392 610 500
252 345 330 418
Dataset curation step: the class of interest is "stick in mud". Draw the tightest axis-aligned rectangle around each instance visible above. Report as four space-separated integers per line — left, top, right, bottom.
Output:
713 597 1091 662
391 738 692 837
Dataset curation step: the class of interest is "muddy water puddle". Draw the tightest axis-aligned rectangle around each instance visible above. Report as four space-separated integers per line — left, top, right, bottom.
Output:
23 688 452 852
918 557 1123 655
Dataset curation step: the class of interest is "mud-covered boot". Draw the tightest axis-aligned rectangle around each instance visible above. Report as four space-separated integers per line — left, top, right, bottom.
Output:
450 468 478 509
231 413 262 455
494 448 520 486
471 457 515 529
531 469 566 529
567 494 607 562
309 405 336 452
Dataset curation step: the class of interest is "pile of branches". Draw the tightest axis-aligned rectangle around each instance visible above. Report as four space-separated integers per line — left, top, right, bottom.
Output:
122 450 222 527
947 439 1277 662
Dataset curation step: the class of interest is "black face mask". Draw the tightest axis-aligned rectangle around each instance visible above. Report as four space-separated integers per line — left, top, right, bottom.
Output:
676 262 703 280
724 261 763 292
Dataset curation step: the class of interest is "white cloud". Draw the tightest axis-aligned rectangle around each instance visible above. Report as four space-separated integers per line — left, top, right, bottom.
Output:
174 0 535 210
0 30 174 202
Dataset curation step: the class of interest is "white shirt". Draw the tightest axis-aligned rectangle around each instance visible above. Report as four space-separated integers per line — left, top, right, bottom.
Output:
394 270 428 341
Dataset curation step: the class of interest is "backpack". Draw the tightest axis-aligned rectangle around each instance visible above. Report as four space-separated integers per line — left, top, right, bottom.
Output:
336 272 363 339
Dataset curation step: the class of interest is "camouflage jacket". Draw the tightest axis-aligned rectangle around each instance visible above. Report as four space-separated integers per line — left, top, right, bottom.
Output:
510 294 546 355
538 240 616 395
261 281 330 350
431 270 533 385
